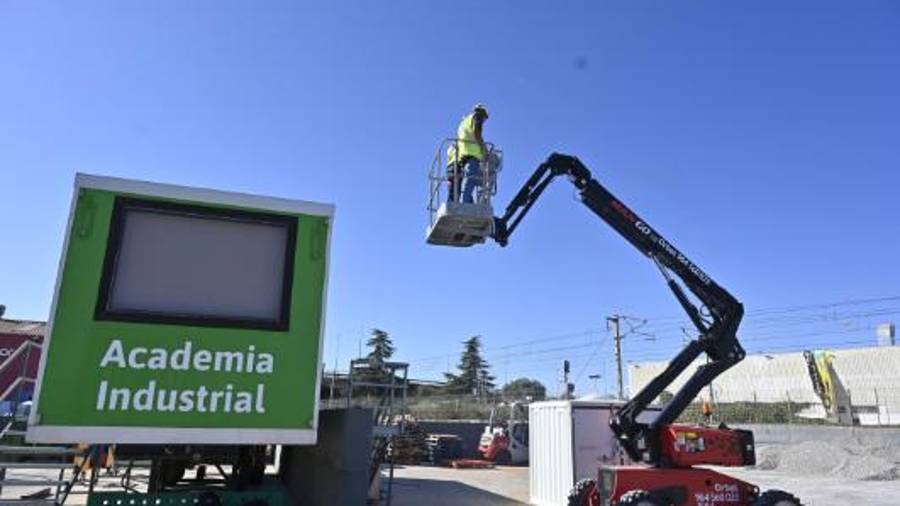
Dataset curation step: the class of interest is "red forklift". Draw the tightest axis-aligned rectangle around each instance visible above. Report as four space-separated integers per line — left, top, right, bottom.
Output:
428 153 802 506
478 401 529 465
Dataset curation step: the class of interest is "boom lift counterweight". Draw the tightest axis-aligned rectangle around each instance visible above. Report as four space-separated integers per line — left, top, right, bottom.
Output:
429 152 802 505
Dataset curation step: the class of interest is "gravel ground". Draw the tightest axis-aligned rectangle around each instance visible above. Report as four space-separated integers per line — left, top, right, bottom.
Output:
755 440 900 481
726 467 900 506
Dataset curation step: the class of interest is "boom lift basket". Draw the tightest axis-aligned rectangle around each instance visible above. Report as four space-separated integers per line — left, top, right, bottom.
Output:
426 138 502 247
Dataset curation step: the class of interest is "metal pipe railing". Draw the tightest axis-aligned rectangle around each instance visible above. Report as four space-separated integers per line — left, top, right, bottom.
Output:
0 340 41 404
427 138 502 228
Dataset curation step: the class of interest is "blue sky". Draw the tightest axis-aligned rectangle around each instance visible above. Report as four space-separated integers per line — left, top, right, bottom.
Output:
2 1 898 395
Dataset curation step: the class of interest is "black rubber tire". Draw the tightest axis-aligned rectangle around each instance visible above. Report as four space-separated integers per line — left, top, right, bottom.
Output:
618 489 666 506
752 490 803 506
494 449 512 465
566 478 599 506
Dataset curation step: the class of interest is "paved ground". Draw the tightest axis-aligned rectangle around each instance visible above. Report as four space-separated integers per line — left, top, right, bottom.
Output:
390 464 900 506
391 465 528 506
4 463 899 505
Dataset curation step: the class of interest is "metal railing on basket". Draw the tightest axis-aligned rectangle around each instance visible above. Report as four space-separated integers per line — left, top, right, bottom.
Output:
427 138 502 228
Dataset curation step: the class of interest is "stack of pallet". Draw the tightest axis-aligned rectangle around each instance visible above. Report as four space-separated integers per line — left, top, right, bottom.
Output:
390 423 429 464
425 434 464 466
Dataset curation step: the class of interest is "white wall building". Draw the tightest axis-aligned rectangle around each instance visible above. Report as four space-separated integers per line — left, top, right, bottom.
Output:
629 346 900 426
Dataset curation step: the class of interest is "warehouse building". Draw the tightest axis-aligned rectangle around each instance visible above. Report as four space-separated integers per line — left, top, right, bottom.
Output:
0 316 45 414
629 345 900 426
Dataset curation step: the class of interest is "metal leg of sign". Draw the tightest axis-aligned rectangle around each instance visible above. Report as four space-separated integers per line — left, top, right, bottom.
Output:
88 448 99 495
148 458 163 493
55 467 64 502
386 448 395 506
119 460 138 493
215 464 229 485
60 453 89 505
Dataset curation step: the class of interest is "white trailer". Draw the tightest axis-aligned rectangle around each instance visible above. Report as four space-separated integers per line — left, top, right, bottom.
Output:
528 398 660 506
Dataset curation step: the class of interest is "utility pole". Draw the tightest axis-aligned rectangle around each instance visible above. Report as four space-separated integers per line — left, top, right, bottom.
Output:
607 315 653 400
607 316 624 399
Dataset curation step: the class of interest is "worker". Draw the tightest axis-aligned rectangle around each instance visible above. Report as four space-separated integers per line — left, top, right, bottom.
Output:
701 398 714 424
448 104 489 204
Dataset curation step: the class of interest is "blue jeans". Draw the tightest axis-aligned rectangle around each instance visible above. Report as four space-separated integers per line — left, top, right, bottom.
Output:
460 157 482 204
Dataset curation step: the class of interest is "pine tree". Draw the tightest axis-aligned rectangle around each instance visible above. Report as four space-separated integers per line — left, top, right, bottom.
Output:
444 335 495 396
366 328 395 364
501 378 547 401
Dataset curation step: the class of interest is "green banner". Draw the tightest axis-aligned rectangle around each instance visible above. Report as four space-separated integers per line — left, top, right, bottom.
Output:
28 175 332 444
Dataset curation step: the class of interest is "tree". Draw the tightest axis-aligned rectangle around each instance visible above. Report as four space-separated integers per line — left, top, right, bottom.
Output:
501 378 547 401
351 328 399 397
444 335 495 396
366 328 395 364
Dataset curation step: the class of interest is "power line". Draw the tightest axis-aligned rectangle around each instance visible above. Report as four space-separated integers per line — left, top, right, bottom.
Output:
625 331 884 363
405 329 600 364
393 295 900 382
411 314 892 374
632 294 900 325
404 296 900 365
573 343 604 384
624 306 900 343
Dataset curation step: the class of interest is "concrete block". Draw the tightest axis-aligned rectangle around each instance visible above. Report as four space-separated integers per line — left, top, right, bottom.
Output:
280 407 373 506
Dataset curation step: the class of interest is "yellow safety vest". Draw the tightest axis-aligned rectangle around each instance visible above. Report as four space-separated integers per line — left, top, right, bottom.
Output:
449 113 484 165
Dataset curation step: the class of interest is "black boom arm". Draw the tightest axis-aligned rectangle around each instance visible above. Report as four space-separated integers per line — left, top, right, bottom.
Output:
492 153 745 464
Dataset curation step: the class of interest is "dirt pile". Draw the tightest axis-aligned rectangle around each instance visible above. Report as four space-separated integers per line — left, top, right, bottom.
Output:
755 440 900 481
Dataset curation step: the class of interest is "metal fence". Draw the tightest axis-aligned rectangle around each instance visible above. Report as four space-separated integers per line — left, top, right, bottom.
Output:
674 385 900 426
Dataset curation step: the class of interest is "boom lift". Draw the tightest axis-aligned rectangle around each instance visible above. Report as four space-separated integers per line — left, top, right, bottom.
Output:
427 152 802 506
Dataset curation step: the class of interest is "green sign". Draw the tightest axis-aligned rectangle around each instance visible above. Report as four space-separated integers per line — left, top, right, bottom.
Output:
28 174 333 444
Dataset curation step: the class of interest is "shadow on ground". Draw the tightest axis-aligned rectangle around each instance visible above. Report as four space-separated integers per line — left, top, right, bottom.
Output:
391 477 525 506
